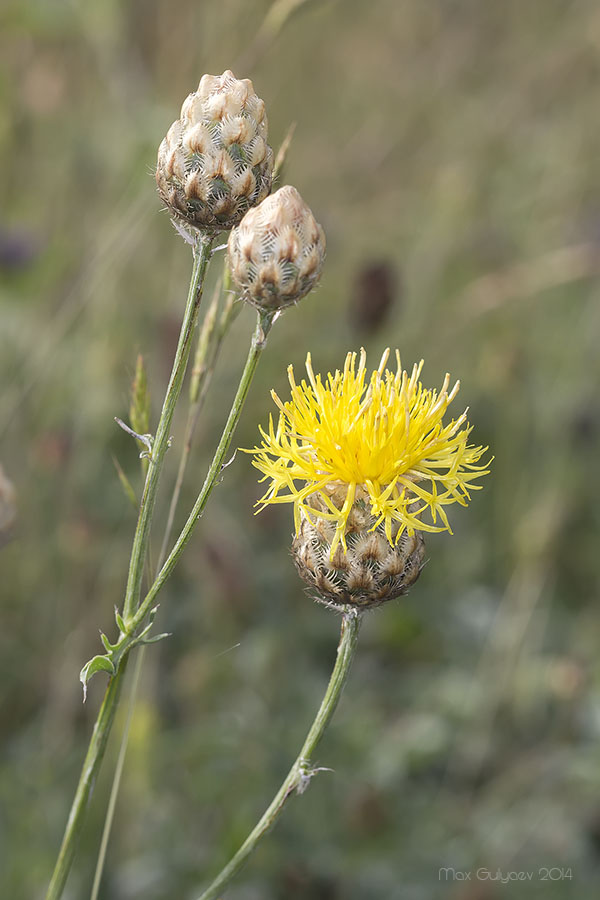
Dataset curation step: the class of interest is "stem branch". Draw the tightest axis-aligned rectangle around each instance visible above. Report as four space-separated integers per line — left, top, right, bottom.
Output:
90 270 239 898
123 232 213 623
133 309 273 630
197 609 362 900
46 231 213 900
158 265 238 570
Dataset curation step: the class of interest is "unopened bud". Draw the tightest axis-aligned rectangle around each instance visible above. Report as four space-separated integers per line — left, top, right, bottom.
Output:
292 486 425 610
156 70 273 232
227 185 326 312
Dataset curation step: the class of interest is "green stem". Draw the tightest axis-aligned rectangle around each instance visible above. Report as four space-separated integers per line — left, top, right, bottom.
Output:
46 232 214 900
122 232 214 623
90 270 239 898
196 609 362 900
85 303 268 898
89 646 145 900
132 309 273 631
157 266 239 571
46 657 129 900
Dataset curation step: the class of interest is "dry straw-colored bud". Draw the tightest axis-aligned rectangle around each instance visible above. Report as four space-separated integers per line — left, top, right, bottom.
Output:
292 485 426 610
227 185 326 312
156 70 273 231
0 464 16 539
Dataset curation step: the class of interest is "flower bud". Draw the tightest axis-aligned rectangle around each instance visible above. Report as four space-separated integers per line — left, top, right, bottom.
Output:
156 70 273 231
227 185 326 312
0 464 16 540
292 486 425 610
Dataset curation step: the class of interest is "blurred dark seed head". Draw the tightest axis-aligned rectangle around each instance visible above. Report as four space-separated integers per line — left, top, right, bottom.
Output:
346 783 389 835
586 807 600 857
278 865 339 900
571 404 600 447
349 260 399 335
0 226 39 272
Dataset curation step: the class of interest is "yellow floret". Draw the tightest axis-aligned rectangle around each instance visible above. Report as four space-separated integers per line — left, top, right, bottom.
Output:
249 349 491 556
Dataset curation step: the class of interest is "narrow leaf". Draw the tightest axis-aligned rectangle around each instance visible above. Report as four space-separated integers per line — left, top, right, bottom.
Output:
130 354 151 438
141 632 172 645
100 631 114 653
112 455 138 509
79 654 115 701
114 608 127 634
273 121 296 183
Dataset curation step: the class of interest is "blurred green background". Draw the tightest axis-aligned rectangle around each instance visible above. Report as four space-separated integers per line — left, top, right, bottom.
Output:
1 1 600 898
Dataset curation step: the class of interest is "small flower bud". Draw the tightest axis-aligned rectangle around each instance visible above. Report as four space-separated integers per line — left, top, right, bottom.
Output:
227 185 326 312
156 70 273 232
0 464 16 540
291 485 426 610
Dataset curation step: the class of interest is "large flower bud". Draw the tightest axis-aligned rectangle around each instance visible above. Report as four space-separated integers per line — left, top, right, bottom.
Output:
292 486 425 610
156 70 273 231
227 185 326 312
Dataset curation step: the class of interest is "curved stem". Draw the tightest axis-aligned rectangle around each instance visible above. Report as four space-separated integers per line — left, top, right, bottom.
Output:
132 309 273 631
86 303 268 897
46 232 214 900
196 609 362 900
90 271 239 898
46 657 129 900
123 232 213 623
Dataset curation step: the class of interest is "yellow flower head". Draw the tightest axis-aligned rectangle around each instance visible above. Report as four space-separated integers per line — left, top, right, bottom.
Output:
249 349 491 556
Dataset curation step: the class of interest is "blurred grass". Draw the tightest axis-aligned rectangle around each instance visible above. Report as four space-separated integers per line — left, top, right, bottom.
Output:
1 0 600 898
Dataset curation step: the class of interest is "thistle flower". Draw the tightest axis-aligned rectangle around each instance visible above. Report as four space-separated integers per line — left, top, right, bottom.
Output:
249 350 491 608
156 70 273 231
227 185 326 313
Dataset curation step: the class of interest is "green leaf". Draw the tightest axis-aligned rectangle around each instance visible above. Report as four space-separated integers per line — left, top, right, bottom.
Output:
140 631 171 645
100 631 118 653
114 608 127 634
80 654 115 701
130 354 151 438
